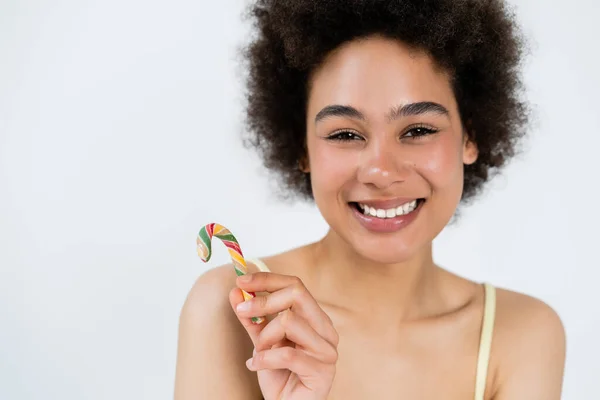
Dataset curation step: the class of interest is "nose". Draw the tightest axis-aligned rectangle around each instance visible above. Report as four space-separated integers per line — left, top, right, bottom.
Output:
356 139 411 189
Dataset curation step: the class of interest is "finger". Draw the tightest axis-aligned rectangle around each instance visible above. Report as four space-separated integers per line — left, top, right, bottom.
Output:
246 346 335 378
236 284 339 347
236 274 339 347
256 309 338 364
228 287 265 347
237 272 307 293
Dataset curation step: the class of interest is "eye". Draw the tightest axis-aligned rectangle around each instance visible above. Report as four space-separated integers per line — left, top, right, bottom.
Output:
402 126 439 140
326 130 364 141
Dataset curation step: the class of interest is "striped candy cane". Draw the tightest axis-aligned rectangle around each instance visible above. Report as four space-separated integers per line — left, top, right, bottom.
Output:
197 223 264 324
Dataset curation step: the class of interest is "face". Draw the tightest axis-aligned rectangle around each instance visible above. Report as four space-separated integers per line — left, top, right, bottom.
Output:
304 35 478 264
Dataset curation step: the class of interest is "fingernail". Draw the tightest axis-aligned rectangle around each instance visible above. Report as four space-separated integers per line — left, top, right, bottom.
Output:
236 301 251 313
245 357 254 369
238 274 252 283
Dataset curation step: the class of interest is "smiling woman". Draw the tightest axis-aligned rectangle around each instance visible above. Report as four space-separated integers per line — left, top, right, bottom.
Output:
175 1 566 399
304 40 479 264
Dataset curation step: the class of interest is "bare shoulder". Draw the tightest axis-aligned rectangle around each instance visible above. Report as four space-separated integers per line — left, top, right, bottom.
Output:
489 286 566 399
174 265 261 400
493 287 566 350
178 265 241 333
181 264 239 316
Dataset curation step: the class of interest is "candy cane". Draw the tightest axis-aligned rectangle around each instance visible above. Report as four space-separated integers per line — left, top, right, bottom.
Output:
197 223 264 324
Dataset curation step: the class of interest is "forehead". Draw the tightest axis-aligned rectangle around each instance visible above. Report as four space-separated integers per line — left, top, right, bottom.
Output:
307 36 457 117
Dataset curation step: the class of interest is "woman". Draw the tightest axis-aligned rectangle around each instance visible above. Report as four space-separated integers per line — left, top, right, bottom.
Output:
175 0 566 399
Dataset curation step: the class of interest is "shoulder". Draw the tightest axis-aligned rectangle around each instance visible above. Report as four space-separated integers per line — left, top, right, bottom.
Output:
178 264 255 344
182 264 238 315
493 287 565 350
489 286 566 398
175 265 261 399
178 264 243 331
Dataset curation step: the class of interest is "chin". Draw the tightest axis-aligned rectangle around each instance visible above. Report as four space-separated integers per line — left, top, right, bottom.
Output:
351 236 425 265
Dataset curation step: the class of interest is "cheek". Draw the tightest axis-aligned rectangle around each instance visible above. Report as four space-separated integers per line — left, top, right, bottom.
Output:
309 142 357 194
416 135 464 191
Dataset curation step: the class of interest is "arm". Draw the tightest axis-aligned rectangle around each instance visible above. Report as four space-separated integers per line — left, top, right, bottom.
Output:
492 296 566 400
174 266 262 400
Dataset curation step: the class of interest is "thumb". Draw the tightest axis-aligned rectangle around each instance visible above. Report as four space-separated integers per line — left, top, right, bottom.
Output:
229 287 265 347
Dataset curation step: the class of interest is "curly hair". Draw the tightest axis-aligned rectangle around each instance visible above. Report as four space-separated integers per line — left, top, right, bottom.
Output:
240 0 529 203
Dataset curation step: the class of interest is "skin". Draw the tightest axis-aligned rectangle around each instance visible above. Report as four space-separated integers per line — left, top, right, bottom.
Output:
174 36 566 399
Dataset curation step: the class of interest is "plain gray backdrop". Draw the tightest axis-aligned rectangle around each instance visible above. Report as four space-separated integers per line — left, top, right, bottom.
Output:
1 0 598 398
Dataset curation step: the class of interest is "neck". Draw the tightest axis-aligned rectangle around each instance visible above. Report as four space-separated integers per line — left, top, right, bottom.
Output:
308 229 440 324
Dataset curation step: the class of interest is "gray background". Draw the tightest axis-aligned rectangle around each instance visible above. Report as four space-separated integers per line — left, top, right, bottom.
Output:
1 0 598 398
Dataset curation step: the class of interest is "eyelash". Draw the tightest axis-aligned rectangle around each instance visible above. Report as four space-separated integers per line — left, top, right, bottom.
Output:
325 125 439 142
326 130 363 141
402 125 439 140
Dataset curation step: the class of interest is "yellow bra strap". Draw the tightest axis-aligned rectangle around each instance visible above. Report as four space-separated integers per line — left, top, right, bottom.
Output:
474 283 496 400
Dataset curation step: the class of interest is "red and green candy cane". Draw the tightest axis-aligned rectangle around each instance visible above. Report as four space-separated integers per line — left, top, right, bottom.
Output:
197 223 264 324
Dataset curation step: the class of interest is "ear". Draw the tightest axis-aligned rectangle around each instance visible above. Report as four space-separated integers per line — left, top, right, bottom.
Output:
462 128 478 166
298 153 310 173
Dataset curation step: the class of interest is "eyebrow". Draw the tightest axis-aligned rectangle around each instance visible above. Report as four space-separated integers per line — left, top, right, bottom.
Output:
314 101 449 123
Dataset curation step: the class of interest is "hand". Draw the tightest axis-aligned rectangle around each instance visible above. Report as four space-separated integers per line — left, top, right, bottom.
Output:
229 272 339 400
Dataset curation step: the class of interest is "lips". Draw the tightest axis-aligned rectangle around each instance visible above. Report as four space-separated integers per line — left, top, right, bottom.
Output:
349 199 425 233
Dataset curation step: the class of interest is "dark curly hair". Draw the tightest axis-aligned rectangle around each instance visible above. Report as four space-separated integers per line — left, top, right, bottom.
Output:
240 0 529 203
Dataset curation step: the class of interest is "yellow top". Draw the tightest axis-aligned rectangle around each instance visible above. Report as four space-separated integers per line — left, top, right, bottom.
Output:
247 258 496 400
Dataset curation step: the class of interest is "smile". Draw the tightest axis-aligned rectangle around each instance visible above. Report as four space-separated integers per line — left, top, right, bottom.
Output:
348 199 425 233
356 200 419 219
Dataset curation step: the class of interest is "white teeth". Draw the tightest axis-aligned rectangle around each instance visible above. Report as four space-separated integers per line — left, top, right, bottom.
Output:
357 200 419 219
